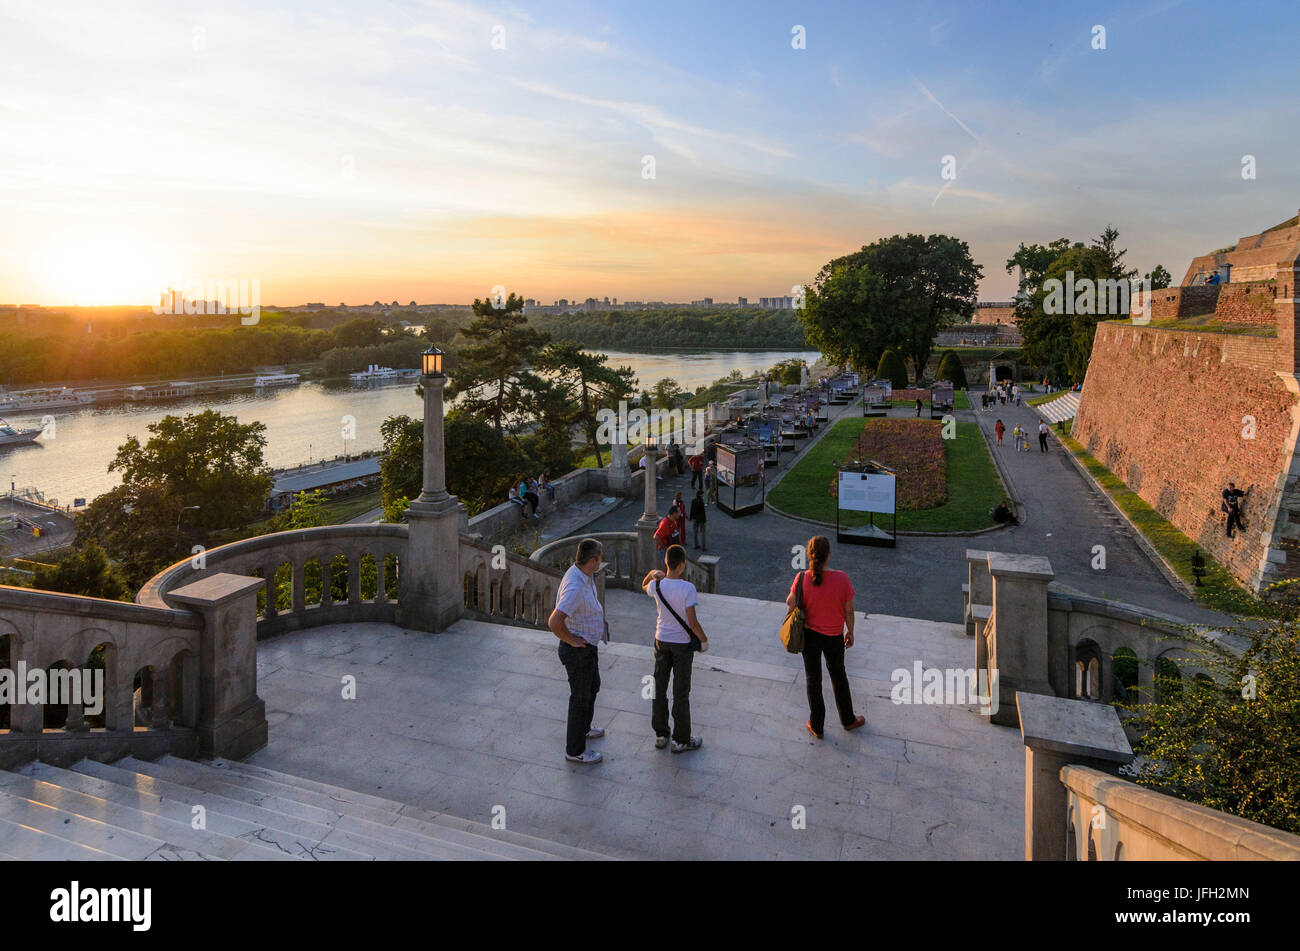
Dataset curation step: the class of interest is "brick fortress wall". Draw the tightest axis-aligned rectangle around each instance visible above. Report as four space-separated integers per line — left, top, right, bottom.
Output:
1130 281 1277 326
1073 322 1300 592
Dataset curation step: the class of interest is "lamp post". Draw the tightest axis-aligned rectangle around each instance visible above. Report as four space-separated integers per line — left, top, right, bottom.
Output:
177 505 200 532
636 434 660 576
397 345 466 633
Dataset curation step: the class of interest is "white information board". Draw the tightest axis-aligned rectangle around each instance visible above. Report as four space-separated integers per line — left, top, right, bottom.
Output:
838 471 896 514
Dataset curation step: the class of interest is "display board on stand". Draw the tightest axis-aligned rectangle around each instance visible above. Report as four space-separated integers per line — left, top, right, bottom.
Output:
835 460 897 547
930 383 955 419
716 441 766 517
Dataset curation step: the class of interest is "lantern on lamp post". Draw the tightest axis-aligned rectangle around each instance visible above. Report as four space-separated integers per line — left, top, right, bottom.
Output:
421 346 444 379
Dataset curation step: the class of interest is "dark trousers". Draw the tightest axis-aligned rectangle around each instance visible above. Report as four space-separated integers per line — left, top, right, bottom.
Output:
558 641 600 756
651 639 694 744
690 468 702 489
1038 433 1048 452
802 628 855 733
1226 510 1243 537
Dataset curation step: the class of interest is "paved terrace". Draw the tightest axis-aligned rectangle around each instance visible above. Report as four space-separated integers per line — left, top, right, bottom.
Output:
249 592 1023 860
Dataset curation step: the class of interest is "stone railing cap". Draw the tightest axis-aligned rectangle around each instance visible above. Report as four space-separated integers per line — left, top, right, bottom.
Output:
988 552 1055 581
695 555 721 566
1017 692 1132 761
965 548 993 563
169 572 265 608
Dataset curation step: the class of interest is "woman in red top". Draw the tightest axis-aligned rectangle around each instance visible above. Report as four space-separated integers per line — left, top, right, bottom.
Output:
786 535 866 738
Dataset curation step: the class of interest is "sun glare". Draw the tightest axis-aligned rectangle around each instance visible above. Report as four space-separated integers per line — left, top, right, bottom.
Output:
37 235 170 306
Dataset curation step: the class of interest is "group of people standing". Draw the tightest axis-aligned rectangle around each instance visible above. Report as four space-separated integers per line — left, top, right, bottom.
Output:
993 418 1050 453
547 535 864 764
980 382 1020 410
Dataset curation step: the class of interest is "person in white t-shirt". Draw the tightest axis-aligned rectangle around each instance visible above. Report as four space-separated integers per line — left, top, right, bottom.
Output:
642 544 709 753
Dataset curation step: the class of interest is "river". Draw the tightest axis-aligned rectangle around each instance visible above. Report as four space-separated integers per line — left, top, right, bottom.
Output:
0 348 819 504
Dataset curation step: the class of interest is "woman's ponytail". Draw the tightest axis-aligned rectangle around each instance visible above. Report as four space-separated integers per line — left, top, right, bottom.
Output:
807 535 830 586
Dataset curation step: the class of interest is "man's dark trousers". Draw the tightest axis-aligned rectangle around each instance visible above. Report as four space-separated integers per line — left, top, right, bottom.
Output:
651 639 694 744
691 467 702 490
1038 433 1048 452
558 641 600 757
1226 509 1243 537
801 629 855 734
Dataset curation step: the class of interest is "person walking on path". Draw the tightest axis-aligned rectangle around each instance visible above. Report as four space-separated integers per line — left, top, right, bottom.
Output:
548 538 608 765
1037 420 1049 453
689 489 707 551
786 536 866 739
994 419 1005 447
688 451 704 490
642 544 708 753
915 397 923 418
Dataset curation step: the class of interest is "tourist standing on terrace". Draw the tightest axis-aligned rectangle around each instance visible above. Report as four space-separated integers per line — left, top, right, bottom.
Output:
688 450 704 490
654 508 681 555
549 538 607 765
689 490 707 551
1038 421 1049 453
787 536 866 739
994 419 1005 446
643 544 708 753
704 462 718 504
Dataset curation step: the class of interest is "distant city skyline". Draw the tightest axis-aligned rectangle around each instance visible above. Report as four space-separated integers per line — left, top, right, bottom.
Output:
3 0 1298 307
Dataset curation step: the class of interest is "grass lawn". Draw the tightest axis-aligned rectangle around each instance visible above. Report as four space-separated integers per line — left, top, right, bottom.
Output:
1026 390 1070 407
1057 431 1266 615
767 416 1005 532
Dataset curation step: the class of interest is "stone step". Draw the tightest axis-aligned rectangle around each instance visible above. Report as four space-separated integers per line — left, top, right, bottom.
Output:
0 788 175 860
0 768 298 861
198 758 571 861
110 757 515 861
70 758 380 861
0 815 124 861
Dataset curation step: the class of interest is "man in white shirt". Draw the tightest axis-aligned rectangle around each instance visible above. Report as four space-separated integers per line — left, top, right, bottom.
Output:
641 545 709 753
549 538 607 764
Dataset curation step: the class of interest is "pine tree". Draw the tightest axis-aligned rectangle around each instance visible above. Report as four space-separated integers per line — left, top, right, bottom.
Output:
445 292 549 435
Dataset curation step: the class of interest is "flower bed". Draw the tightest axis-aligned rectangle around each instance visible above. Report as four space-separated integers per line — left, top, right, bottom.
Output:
829 419 947 510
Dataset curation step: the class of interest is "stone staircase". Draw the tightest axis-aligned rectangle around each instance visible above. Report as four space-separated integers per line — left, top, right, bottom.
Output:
0 755 610 860
1034 391 1080 424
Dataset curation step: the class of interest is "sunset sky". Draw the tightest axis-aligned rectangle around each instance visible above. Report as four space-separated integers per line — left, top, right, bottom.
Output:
2 0 1298 306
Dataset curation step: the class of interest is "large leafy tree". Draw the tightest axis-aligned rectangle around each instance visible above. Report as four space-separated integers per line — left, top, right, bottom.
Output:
1010 227 1139 384
1124 618 1300 835
108 410 272 531
446 292 549 436
799 233 980 378
74 483 189 589
536 343 637 467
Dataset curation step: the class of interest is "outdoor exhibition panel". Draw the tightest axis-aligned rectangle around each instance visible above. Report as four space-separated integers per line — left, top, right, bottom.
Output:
835 460 897 547
716 442 765 517
930 383 955 419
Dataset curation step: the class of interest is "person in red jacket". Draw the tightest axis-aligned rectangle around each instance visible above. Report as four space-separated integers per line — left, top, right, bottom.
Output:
654 510 680 556
994 419 1005 447
786 535 866 738
688 452 705 490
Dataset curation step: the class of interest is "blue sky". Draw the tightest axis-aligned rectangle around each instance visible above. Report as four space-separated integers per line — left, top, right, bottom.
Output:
2 0 1297 304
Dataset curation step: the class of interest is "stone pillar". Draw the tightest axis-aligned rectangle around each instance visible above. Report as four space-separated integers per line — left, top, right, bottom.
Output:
986 553 1056 727
637 444 660 576
607 414 631 496
800 364 808 391
399 373 468 633
169 572 268 760
964 548 992 637
1017 692 1133 861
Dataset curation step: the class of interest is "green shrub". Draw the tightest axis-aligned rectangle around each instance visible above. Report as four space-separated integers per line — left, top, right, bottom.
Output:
876 349 908 389
936 351 969 389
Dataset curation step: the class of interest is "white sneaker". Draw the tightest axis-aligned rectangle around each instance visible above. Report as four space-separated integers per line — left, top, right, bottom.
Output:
671 736 703 754
565 750 602 764
586 726 606 739
654 735 669 750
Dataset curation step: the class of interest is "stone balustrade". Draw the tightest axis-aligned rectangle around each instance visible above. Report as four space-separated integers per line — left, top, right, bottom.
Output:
1 573 265 769
964 550 1234 726
1018 691 1300 860
459 534 564 628
139 524 409 638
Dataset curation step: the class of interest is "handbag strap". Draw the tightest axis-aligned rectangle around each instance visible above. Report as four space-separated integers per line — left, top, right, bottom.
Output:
795 570 805 610
654 580 693 638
